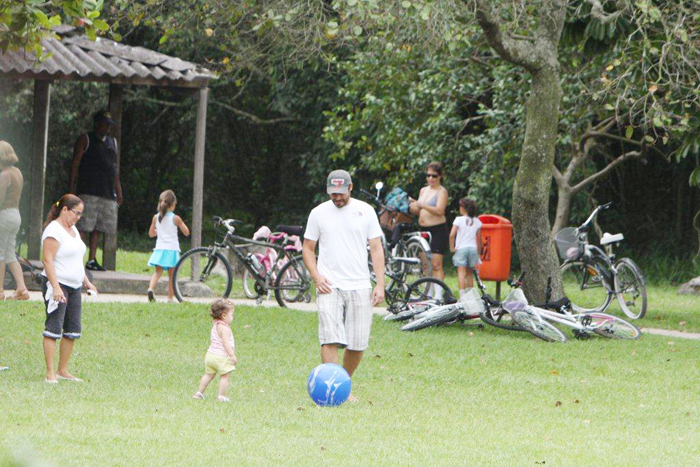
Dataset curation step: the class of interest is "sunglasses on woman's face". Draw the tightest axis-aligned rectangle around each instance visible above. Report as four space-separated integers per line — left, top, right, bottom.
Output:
426 173 439 178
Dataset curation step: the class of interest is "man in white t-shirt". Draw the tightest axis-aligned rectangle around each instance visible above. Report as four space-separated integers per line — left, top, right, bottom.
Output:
303 169 385 402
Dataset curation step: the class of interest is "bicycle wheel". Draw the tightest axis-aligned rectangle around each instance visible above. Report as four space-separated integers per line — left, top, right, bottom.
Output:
511 309 567 342
586 313 641 339
481 305 523 331
385 300 438 321
614 258 647 319
274 256 312 308
400 306 461 331
561 257 613 313
242 269 260 299
3 257 33 290
402 239 433 283
172 247 233 302
404 277 455 305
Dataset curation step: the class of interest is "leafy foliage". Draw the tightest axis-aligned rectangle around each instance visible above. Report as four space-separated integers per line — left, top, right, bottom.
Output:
0 0 109 56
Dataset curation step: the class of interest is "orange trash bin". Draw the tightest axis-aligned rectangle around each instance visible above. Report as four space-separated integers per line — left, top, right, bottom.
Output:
478 214 513 282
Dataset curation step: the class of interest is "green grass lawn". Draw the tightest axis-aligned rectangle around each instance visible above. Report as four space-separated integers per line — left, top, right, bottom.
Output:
17 245 700 331
1 300 699 465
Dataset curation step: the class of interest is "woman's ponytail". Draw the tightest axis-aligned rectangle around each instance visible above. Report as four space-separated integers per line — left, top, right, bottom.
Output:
44 194 83 228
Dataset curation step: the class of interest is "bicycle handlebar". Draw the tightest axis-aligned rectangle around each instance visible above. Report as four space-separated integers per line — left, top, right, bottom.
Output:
577 202 613 234
358 188 382 206
212 216 243 232
507 271 526 288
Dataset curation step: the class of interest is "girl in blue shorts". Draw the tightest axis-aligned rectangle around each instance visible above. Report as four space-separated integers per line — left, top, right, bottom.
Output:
449 198 482 298
147 190 190 302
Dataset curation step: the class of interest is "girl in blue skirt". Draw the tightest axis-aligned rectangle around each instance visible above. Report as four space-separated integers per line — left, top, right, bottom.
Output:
147 190 190 302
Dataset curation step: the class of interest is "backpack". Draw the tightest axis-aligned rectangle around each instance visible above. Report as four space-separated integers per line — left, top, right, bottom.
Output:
384 187 410 214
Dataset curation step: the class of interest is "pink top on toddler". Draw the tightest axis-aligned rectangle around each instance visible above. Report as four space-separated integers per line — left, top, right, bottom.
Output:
207 320 235 357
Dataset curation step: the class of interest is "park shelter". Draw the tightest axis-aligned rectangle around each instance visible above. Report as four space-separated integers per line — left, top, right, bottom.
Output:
0 25 215 269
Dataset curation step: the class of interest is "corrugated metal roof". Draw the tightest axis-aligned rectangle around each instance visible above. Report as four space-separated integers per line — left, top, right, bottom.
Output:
0 26 215 87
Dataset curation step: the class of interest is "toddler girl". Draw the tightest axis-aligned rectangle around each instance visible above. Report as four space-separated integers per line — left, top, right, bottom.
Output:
449 198 482 297
193 299 238 402
147 190 190 302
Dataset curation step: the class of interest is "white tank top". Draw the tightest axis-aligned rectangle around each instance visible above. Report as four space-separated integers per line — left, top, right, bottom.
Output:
154 212 180 251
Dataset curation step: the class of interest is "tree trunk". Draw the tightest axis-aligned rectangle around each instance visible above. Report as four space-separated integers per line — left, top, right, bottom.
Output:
512 67 564 302
552 182 572 236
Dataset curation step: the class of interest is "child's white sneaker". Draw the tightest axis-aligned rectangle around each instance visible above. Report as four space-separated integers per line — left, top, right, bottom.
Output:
192 392 205 400
217 395 230 403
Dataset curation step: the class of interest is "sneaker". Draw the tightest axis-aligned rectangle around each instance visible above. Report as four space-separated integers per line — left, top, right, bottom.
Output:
193 392 205 400
147 290 156 303
85 260 106 272
217 395 230 403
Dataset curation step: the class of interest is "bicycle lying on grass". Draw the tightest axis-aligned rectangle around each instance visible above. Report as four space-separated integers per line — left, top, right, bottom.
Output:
504 278 641 342
395 271 527 332
555 202 647 318
172 217 312 307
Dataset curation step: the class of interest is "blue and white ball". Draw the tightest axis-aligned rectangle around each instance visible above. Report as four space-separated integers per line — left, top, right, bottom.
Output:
307 363 352 407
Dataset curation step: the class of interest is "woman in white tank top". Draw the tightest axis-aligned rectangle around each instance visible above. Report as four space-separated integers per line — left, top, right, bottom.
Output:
147 190 190 302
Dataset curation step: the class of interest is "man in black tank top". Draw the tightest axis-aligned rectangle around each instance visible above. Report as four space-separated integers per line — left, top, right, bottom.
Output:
69 110 123 271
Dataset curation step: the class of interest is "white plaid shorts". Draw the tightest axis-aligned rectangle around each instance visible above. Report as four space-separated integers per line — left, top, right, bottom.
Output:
317 288 373 351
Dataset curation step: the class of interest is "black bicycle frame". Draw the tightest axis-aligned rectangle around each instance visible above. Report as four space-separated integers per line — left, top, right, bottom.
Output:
217 230 308 293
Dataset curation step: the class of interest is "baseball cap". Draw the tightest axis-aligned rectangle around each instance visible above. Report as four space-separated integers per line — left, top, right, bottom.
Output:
326 169 352 194
93 110 115 125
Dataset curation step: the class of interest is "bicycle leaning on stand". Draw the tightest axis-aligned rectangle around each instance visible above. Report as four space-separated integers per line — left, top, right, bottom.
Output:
555 202 648 319
172 217 312 307
359 183 433 288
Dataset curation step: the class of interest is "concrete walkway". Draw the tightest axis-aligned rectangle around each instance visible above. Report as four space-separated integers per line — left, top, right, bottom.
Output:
19 291 388 315
638 327 700 340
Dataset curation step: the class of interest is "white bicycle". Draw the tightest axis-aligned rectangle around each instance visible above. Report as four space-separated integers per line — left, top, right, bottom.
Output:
503 280 641 343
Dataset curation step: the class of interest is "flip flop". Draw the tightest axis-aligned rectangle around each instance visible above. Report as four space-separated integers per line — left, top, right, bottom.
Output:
44 378 58 384
8 291 30 301
56 374 83 382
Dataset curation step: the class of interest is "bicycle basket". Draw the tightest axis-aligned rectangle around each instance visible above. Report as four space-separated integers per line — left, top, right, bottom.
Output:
554 227 583 261
459 288 485 315
504 287 527 305
379 208 412 231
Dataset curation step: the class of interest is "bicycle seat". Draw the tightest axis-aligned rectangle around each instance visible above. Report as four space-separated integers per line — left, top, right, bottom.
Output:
482 294 500 307
600 232 624 245
393 257 420 265
276 225 304 237
539 297 571 311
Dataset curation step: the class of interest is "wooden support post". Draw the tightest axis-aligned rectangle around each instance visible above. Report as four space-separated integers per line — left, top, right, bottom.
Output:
103 84 123 270
190 87 208 279
27 80 51 260
192 87 208 249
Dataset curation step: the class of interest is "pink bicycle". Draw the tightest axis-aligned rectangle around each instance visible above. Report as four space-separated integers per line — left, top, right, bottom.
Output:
242 226 309 302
